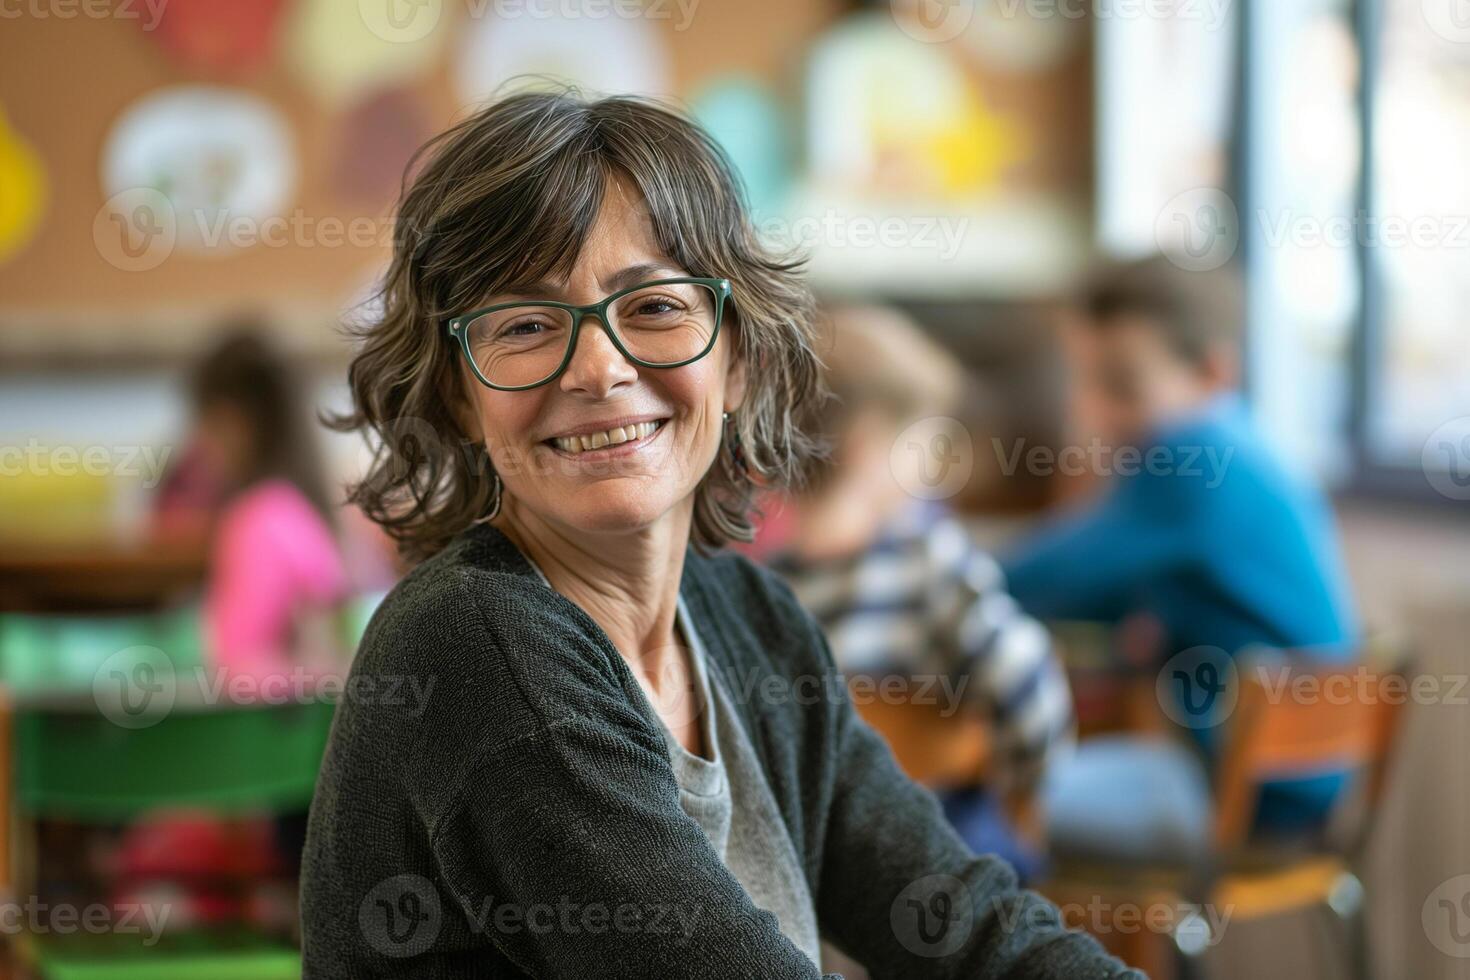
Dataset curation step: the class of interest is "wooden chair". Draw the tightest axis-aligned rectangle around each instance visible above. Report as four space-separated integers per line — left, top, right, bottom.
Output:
1040 653 1407 979
851 686 990 790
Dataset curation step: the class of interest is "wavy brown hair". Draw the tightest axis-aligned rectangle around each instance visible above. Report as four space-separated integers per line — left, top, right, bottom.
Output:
331 89 826 563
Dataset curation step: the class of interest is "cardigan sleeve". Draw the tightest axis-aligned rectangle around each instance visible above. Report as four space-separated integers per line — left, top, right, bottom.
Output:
806 623 1144 978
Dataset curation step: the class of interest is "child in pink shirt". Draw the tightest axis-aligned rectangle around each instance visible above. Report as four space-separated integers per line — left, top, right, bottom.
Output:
206 478 348 689
168 327 350 690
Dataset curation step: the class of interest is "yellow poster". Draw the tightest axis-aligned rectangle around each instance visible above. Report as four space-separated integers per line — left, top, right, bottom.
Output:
0 107 46 265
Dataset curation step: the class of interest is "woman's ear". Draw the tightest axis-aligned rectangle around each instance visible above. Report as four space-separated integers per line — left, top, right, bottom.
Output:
449 363 486 445
723 324 749 414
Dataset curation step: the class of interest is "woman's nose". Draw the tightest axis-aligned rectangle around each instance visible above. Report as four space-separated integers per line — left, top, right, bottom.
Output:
558 314 638 397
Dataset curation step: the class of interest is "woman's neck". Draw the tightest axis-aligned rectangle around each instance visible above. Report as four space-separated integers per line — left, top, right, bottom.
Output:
492 499 689 661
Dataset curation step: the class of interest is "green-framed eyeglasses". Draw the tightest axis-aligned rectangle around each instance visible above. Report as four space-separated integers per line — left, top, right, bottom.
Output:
446 276 732 391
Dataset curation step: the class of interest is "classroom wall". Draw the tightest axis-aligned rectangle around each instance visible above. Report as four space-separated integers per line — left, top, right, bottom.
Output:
0 1 1090 342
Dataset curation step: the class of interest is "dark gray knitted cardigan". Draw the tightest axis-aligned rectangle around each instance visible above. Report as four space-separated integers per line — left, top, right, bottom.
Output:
300 522 1142 979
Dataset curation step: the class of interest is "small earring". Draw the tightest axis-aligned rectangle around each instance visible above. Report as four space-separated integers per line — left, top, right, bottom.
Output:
722 411 749 481
474 472 503 524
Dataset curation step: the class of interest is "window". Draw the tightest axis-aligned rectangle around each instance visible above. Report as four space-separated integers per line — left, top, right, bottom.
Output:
1358 0 1470 494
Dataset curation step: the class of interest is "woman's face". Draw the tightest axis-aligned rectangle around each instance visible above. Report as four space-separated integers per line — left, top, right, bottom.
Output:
456 176 746 541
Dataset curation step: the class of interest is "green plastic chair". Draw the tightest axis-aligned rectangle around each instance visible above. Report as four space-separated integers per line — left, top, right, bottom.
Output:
0 607 205 699
11 698 337 980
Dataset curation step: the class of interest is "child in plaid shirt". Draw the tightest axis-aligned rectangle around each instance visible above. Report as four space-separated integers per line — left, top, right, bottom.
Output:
761 306 1074 880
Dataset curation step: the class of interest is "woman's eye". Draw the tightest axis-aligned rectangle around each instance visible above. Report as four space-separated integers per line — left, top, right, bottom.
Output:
500 320 547 338
633 297 684 317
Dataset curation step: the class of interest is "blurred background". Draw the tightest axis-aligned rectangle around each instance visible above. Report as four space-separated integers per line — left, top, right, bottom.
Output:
0 0 1467 978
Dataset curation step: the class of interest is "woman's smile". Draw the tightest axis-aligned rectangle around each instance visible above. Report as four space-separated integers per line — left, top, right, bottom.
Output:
542 415 670 461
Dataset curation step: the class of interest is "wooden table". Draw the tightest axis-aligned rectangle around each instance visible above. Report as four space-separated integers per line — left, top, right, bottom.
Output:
0 540 208 613
0 538 209 901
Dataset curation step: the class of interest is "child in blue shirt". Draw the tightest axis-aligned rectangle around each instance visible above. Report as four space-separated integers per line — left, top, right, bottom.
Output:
1003 256 1360 846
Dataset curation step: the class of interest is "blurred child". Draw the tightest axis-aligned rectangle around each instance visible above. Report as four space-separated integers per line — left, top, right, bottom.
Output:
1005 256 1361 851
764 306 1075 881
184 328 350 688
1004 256 1358 662
128 329 350 911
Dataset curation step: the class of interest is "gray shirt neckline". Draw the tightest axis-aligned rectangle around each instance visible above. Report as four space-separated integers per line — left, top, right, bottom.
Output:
518 553 822 969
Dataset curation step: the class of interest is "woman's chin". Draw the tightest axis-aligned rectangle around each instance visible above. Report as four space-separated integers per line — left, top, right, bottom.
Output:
544 489 679 538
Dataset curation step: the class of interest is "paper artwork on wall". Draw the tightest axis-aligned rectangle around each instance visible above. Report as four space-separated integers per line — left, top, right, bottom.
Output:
0 105 47 265
454 1 669 106
101 86 296 254
332 87 430 205
286 0 449 105
806 16 1027 201
689 77 790 217
142 0 290 75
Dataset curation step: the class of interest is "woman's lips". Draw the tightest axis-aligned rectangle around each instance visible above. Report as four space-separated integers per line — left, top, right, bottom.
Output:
544 418 667 460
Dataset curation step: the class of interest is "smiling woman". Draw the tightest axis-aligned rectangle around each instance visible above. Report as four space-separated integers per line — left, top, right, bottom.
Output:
302 90 1141 979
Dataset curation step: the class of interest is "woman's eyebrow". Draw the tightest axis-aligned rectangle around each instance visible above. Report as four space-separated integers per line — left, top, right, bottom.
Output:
491 263 680 302
602 263 680 293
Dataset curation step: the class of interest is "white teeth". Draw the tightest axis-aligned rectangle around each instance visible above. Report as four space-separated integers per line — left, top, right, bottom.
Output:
553 421 659 454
